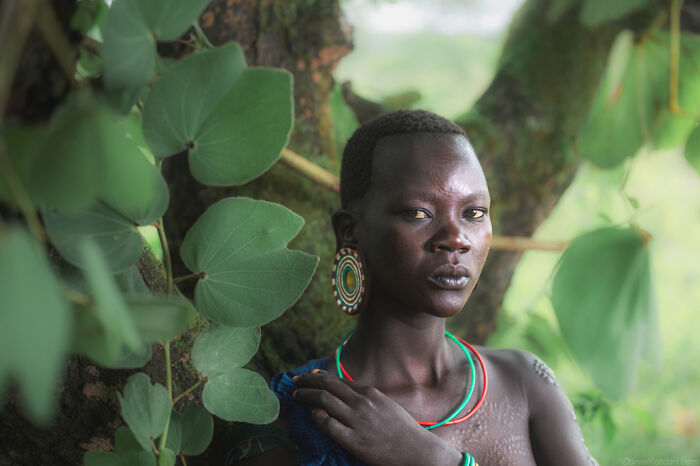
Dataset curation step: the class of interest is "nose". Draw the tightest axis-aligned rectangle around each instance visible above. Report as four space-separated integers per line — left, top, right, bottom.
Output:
430 217 471 253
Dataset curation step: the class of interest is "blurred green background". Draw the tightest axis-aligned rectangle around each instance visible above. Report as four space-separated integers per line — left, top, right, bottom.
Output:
336 0 700 462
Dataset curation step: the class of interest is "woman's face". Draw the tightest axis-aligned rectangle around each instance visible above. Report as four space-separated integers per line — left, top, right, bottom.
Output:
354 132 492 319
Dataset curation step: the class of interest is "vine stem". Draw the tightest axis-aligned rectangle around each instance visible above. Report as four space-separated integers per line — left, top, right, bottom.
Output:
180 453 188 466
155 218 173 295
192 19 214 49
669 0 683 115
173 272 204 285
158 340 173 455
172 377 206 406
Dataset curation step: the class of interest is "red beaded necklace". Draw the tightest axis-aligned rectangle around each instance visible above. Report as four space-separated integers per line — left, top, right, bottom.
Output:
335 331 488 428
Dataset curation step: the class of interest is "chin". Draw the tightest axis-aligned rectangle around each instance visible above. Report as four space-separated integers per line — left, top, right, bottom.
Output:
426 293 470 319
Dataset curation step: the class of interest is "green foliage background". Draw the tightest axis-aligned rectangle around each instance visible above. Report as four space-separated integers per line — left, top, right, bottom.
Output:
337 0 700 462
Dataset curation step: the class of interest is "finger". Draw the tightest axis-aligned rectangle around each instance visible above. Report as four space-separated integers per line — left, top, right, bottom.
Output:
310 408 356 450
293 370 359 401
293 388 355 425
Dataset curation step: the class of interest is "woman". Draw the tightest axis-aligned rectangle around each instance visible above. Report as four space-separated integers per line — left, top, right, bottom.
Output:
232 110 597 465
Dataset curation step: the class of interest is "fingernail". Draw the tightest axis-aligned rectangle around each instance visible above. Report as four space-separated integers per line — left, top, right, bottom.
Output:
312 368 321 374
292 375 300 383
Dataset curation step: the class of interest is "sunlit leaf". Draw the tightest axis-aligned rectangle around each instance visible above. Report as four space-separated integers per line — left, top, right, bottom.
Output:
579 30 700 166
684 125 700 175
551 226 659 399
142 45 294 186
102 0 211 90
180 197 318 327
0 225 71 424
118 373 171 451
192 325 277 423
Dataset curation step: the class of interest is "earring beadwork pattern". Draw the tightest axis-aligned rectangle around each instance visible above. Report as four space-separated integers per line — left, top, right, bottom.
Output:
332 248 366 314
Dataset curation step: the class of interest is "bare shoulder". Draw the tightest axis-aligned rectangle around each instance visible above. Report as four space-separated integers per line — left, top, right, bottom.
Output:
476 347 598 465
475 346 558 395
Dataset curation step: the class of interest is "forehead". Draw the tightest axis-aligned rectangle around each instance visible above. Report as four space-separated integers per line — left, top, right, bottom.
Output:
368 132 489 202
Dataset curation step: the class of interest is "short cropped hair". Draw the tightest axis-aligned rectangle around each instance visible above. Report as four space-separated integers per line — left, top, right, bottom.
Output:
340 109 467 208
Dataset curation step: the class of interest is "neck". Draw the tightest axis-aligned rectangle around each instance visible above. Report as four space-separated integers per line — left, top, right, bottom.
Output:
340 296 456 390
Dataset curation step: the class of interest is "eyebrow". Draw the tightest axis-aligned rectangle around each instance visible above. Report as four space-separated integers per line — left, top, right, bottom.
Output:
401 190 491 203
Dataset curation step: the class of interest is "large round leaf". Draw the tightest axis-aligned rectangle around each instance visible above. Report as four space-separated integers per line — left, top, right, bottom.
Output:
142 44 246 158
118 373 171 452
191 325 260 374
180 197 318 327
551 226 659 399
0 225 71 424
43 203 144 272
191 325 276 422
142 46 294 186
102 0 212 91
162 405 213 456
202 368 279 424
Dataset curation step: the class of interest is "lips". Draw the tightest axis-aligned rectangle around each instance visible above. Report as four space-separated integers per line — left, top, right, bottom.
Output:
427 264 470 290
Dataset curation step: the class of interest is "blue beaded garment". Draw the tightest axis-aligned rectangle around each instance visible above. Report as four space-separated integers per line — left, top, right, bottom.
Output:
269 357 368 466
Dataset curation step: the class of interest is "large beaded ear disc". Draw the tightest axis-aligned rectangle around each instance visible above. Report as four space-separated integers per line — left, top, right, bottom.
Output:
332 247 368 315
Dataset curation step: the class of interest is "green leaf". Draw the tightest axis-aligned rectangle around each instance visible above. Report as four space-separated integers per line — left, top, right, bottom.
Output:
127 297 195 342
579 30 700 165
43 203 144 273
102 0 211 91
191 324 276 422
142 44 247 158
648 33 700 150
192 325 260 374
577 31 644 167
118 373 171 451
547 0 580 22
684 125 700 176
180 197 318 327
180 405 214 455
157 448 176 466
161 405 213 455
551 226 659 399
83 426 156 466
580 0 651 27
203 368 279 423
163 411 182 454
81 240 142 356
142 45 294 186
0 225 71 424
72 305 153 369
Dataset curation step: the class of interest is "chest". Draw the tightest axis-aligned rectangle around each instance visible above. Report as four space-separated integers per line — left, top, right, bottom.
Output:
430 398 536 466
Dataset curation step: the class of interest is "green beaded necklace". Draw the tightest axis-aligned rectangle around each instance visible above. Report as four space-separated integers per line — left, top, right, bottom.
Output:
334 328 476 431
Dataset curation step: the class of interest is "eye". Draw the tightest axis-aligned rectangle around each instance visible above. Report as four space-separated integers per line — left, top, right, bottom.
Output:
402 209 431 220
464 208 487 220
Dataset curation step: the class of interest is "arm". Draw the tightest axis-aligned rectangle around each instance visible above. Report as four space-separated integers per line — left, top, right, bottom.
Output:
293 370 465 466
524 353 598 466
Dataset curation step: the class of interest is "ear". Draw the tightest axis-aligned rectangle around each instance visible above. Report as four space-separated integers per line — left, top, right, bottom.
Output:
332 209 359 250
